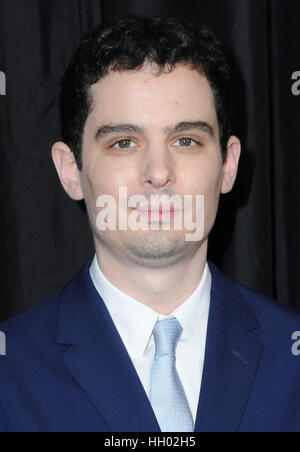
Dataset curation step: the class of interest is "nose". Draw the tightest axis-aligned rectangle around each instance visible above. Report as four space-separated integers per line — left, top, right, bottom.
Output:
139 144 176 189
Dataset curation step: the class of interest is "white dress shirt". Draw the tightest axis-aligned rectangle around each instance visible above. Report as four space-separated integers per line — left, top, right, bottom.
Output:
89 254 211 424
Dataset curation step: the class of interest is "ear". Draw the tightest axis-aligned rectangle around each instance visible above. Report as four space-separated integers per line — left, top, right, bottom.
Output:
51 141 84 201
221 136 241 194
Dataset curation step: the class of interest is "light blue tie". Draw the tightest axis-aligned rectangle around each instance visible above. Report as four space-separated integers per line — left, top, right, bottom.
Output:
149 317 194 432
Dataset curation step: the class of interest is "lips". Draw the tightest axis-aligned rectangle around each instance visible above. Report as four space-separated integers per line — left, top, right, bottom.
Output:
138 206 175 213
134 205 181 222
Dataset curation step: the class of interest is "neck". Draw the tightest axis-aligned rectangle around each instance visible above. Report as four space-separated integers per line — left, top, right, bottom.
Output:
94 238 208 315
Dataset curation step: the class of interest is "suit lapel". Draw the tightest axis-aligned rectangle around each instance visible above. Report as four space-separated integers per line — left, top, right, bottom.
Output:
56 259 160 432
56 258 263 432
194 261 264 432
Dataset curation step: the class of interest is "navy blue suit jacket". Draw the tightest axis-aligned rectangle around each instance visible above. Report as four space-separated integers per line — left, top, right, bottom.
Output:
0 258 300 432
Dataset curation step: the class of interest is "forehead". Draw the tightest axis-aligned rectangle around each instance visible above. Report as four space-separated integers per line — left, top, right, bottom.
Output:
87 63 217 127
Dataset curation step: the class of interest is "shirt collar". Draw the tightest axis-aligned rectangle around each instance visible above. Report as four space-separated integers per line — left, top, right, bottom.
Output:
90 254 211 360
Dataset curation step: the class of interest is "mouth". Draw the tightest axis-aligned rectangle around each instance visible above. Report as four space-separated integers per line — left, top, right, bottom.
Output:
135 205 179 219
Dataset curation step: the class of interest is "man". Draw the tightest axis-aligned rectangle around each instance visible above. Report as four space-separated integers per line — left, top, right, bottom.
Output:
0 15 299 433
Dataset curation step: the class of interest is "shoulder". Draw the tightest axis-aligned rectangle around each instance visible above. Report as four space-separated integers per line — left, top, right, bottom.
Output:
208 259 300 327
0 291 61 355
0 258 94 347
233 282 300 363
235 281 300 330
208 260 300 349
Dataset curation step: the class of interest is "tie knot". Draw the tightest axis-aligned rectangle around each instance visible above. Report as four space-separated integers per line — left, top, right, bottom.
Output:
152 317 183 357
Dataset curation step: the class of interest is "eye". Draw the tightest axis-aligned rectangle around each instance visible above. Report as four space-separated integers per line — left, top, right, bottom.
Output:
111 139 136 150
173 137 199 148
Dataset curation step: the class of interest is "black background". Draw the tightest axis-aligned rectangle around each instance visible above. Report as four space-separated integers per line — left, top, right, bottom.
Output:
0 0 300 321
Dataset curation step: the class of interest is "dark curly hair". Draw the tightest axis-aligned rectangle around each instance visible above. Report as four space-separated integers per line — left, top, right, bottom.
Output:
59 15 236 170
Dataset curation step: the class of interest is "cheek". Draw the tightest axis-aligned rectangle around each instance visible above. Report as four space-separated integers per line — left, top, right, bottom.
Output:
186 161 222 229
82 160 134 203
202 165 223 229
186 158 222 197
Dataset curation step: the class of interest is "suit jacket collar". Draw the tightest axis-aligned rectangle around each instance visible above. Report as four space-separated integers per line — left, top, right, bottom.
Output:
56 257 160 432
56 258 263 432
195 261 263 432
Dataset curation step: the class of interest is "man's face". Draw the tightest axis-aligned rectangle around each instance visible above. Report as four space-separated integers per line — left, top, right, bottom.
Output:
70 63 239 266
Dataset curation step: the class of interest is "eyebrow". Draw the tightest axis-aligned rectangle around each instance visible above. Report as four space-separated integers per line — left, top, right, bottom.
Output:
164 121 215 137
94 121 215 140
95 124 144 140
